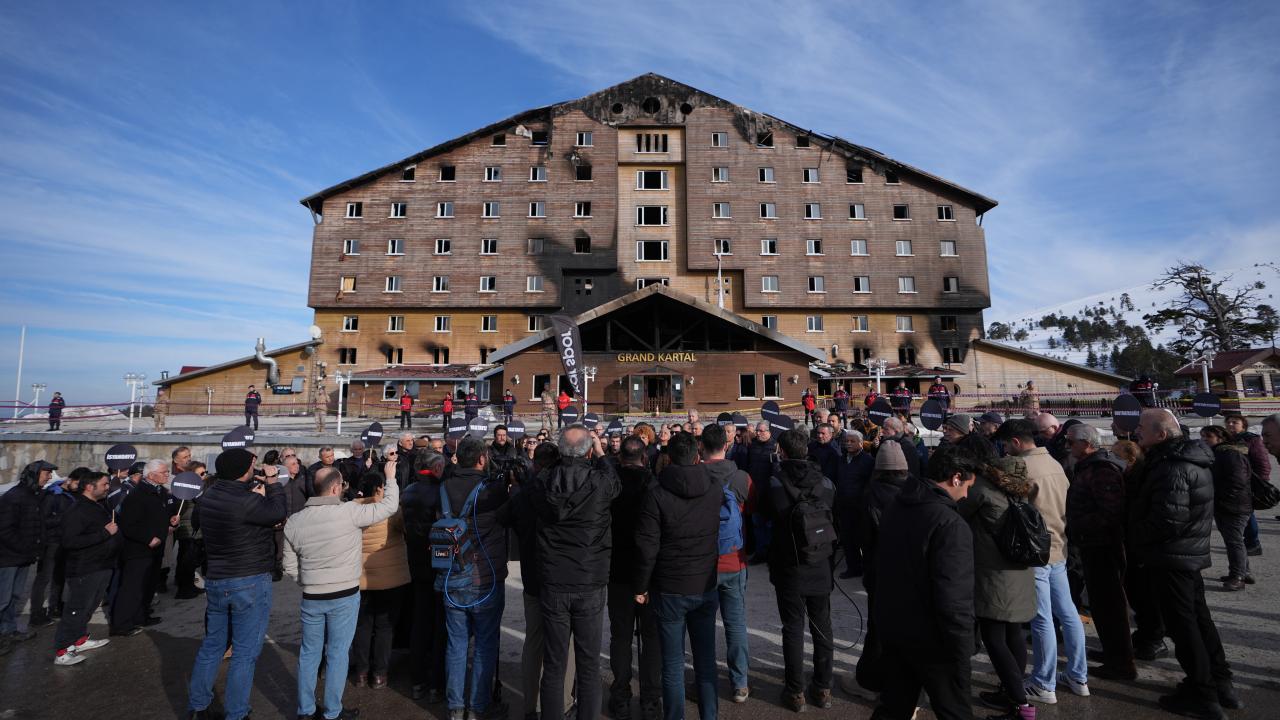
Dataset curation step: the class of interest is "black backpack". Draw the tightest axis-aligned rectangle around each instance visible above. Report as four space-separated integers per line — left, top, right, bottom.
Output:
781 476 835 565
994 496 1050 568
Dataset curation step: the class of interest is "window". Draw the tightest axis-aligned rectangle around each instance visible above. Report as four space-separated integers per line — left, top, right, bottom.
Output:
808 276 826 293
898 276 917 293
574 201 592 217
711 132 728 147
575 165 593 181
850 239 868 256
528 201 546 217
804 203 822 219
343 239 360 255
937 205 955 221
389 202 406 218
796 135 811 148
636 240 669 261
387 315 405 332
898 347 917 365
739 373 757 399
803 167 820 183
761 237 779 255
893 204 911 220
432 347 450 364
885 169 900 184
434 315 451 332
529 165 547 182
386 238 404 255
636 206 669 226
575 131 593 146
635 133 669 153
491 133 506 146
340 276 357 293
484 166 502 182
531 130 549 145
338 348 358 364
764 373 782 398
714 238 732 255
345 202 362 219
401 165 415 182
382 383 399 401
528 315 547 332
433 276 450 292
384 347 403 365
849 203 866 220
525 237 543 255
896 240 913 256
759 203 777 219
479 276 496 292
853 347 874 364
761 275 779 293
526 276 544 292
637 170 668 190
483 201 499 218
712 202 732 218
481 238 498 255
756 131 774 147
806 315 824 332
940 240 958 257
481 315 497 332
438 166 456 182
852 315 869 332
852 276 871 293
846 165 863 183
758 167 775 183
384 276 402 293
342 315 359 331
436 202 454 218
940 315 958 332
574 235 591 254
573 277 594 296
942 347 963 364
943 276 960 293
636 277 669 289
896 316 914 332
434 238 451 255
761 315 778 330
712 167 729 182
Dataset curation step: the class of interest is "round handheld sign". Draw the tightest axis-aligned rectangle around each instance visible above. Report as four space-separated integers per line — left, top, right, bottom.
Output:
507 419 526 438
365 422 385 446
169 471 205 501
105 444 138 472
606 419 624 436
561 405 580 425
468 417 490 437
582 412 600 430
732 413 749 430
867 398 894 426
359 430 371 448
446 417 469 440
1112 394 1143 432
221 426 253 450
772 414 795 432
1192 392 1221 419
717 412 733 426
919 398 946 431
761 400 781 425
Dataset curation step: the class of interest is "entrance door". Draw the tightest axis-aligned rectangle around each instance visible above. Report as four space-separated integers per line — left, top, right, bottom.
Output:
645 376 671 414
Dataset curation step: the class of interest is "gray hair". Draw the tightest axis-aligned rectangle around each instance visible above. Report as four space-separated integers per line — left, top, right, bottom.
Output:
883 417 903 434
420 452 447 476
143 458 168 478
1067 423 1101 449
559 424 593 458
845 430 864 444
1263 413 1280 429
350 440 365 453
400 432 414 442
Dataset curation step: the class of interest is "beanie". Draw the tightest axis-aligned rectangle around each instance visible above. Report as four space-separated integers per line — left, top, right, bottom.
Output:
944 413 974 435
215 448 255 480
875 441 908 471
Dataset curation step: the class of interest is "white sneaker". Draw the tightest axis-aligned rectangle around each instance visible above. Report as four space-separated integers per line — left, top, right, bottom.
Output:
54 652 85 666
1062 677 1089 697
76 637 110 652
1025 685 1058 704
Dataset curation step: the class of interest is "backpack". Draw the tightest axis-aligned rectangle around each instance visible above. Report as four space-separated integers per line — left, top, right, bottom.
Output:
781 476 835 565
994 496 1050 567
717 476 744 556
430 481 487 604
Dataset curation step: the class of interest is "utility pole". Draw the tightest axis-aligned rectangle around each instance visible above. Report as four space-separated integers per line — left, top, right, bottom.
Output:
13 326 24 418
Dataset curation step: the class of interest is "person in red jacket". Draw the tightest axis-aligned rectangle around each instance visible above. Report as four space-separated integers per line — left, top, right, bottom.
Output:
802 389 817 428
399 388 414 430
441 394 454 434
556 390 571 429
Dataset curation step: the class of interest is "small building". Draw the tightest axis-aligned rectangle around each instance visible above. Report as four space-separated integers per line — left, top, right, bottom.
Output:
1174 347 1280 397
153 339 323 414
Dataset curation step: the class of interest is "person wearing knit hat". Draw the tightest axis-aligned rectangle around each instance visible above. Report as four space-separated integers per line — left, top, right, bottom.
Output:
214 448 256 481
942 414 974 444
875 440 908 472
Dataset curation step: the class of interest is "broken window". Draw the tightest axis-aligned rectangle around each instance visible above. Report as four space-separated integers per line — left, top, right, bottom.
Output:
492 134 506 146
942 347 963 364
432 347 450 364
635 133 669 153
937 205 955 221
575 164 593 181
574 235 591 254
714 238 732 255
637 170 668 190
439 165 456 181
484 166 501 182
885 169 900 184
636 206 668 226
636 240 669 261
846 165 863 183
893 204 911 220
636 277 669 289
943 276 959 293
796 135 811 148
401 165 415 181
941 315 959 332
756 131 774 147
898 346 917 364
531 130 549 145
345 202 362 218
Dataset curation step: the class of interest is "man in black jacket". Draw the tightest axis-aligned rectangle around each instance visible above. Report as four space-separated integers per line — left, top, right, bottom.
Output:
533 425 620 720
634 432 721 720
745 423 778 564
873 444 979 720
0 460 55 651
764 429 837 712
185 449 287 720
29 469 81 627
882 417 922 480
401 451 448 704
110 459 174 636
244 384 262 430
53 471 119 665
1133 409 1238 719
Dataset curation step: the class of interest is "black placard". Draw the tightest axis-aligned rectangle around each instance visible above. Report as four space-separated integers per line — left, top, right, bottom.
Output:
221 426 254 450
732 413 749 430
717 412 733 426
761 400 781 424
606 419 624 436
359 430 371 448
1112 394 1143 432
105 444 138 472
1192 392 1221 418
366 422 385 446
446 418 469 440
169 471 204 501
561 405 580 425
507 419 526 438
583 412 600 429
919 398 946 430
773 414 795 432
468 417 490 436
867 398 894 426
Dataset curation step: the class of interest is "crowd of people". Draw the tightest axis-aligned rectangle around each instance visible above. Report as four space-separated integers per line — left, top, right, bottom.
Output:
1 406 1278 720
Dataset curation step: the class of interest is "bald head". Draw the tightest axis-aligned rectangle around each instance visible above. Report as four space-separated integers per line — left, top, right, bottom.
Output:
883 417 903 436
1137 408 1181 450
1035 412 1060 439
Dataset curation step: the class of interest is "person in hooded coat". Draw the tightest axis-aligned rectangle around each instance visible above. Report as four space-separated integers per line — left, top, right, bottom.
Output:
1199 426 1253 591
852 439 910 693
0 460 55 650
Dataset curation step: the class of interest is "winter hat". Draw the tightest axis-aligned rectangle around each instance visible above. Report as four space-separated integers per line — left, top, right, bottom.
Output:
944 413 974 435
978 411 1004 426
215 448 256 480
413 437 430 449
875 441 908 471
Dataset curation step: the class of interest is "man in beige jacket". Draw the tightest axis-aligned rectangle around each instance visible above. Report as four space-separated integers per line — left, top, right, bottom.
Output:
283 460 400 720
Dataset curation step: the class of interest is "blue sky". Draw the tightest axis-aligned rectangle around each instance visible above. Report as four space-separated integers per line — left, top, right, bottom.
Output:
1 0 1277 403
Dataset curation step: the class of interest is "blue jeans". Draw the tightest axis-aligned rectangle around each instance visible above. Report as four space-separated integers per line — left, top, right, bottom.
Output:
187 573 273 720
716 570 750 690
1029 561 1087 689
1244 513 1260 549
445 584 505 713
655 589 719 720
0 564 31 634
297 592 361 719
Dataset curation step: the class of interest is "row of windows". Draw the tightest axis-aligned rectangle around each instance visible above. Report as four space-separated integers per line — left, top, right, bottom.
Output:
339 236 956 259
702 202 949 221
345 236 594 257
345 199 597 220
337 271 962 295
340 313 549 336
761 275 958 294
402 163 904 191
338 274 554 294
719 237 958 257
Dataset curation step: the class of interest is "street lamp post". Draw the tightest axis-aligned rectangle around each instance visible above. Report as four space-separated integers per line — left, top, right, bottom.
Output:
583 366 597 415
1200 350 1216 393
123 373 146 433
206 386 214 415
335 371 352 434
31 383 47 414
871 358 888 394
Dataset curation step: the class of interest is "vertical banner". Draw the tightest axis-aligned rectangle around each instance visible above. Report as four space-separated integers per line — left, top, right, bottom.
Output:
550 314 583 398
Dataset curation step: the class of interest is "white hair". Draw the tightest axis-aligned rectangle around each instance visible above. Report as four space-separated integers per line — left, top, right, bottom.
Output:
559 424 593 458
1067 423 1101 449
845 430 864 444
400 432 414 442
143 458 168 478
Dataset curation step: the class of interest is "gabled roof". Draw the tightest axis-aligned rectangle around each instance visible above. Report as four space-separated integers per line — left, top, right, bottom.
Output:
154 340 323 386
489 283 826 362
1174 347 1280 376
300 72 997 215
970 339 1131 384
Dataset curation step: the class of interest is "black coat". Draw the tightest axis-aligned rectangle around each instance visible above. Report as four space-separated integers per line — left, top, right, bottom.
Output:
835 450 874 501
118 481 172 561
892 434 923 480
873 476 975 663
1128 439 1215 572
41 485 76 546
1066 449 1128 548
633 463 721 596
441 466 510 588
194 478 287 580
61 494 120 577
744 437 778 489
610 463 656 588
0 483 45 567
400 477 442 580
533 456 620 592
1210 443 1253 515
807 440 842 483
762 459 835 594
509 482 543 596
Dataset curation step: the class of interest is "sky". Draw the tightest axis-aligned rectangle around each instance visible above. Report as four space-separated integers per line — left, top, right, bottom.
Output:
1 0 1277 403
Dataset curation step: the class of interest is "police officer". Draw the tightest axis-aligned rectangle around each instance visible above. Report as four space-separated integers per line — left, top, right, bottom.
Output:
927 376 951 413
48 392 66 431
441 393 454 434
502 389 516 426
464 388 480 423
244 385 262 430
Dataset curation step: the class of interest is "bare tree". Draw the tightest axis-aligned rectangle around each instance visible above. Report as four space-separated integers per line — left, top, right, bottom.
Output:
1143 262 1279 356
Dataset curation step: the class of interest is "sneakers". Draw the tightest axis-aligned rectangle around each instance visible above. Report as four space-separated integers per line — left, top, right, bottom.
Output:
1158 691 1226 720
1061 677 1089 697
1024 685 1057 705
448 710 465 720
466 701 509 720
808 686 833 709
75 637 110 652
1134 642 1169 661
1218 574 1255 585
28 613 55 628
1245 544 1262 557
54 650 85 666
733 687 750 704
782 691 807 713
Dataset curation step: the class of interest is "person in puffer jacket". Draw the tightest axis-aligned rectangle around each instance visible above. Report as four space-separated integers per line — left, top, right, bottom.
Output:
0 460 55 648
1133 409 1239 719
1199 426 1253 590
351 469 411 689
